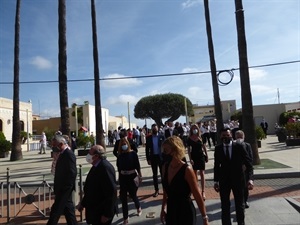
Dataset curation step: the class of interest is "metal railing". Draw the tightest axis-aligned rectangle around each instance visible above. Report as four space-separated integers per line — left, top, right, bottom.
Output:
0 166 84 223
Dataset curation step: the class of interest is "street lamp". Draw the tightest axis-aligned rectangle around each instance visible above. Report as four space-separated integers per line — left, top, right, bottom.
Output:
26 109 29 152
27 100 31 152
75 104 78 137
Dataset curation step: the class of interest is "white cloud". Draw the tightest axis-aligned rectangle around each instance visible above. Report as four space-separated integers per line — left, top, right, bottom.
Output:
251 84 275 95
182 0 202 9
29 56 53 69
181 67 199 73
102 73 143 88
249 68 268 82
233 68 268 83
187 86 202 96
107 94 138 105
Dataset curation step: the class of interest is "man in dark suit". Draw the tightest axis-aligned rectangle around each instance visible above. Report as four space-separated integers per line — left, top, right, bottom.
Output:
235 130 253 208
77 145 117 225
163 121 174 138
214 128 253 225
260 119 268 136
47 135 78 225
145 124 165 197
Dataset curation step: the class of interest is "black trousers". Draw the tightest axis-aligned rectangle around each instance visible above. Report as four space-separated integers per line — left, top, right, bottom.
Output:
219 182 245 225
150 155 162 191
47 189 77 225
202 133 211 148
90 218 113 225
119 174 140 220
210 132 217 146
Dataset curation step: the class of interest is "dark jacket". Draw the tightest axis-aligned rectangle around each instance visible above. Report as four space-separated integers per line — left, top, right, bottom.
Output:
214 142 253 185
81 158 117 224
145 134 165 161
54 148 77 195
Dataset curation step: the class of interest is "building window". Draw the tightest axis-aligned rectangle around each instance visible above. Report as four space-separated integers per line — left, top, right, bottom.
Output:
20 121 24 131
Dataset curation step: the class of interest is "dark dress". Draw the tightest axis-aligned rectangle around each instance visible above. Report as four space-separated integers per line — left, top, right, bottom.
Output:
187 138 205 170
162 163 196 225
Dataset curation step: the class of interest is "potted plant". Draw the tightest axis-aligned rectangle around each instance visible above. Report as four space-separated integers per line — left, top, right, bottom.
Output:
0 132 12 158
77 132 94 156
285 122 300 146
255 126 266 148
275 127 287 142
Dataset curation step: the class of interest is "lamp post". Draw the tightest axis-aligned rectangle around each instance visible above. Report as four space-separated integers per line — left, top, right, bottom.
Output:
26 109 29 152
75 104 78 137
127 102 131 129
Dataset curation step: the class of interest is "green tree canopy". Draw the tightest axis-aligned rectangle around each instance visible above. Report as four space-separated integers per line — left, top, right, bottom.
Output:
134 93 193 127
279 111 300 126
71 103 83 125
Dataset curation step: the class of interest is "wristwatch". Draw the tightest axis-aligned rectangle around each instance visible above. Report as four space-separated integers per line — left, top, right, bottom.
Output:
202 215 209 220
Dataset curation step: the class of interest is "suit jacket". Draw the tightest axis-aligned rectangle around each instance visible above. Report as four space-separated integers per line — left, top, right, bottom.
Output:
54 148 77 195
214 142 253 186
164 129 172 138
242 141 253 180
145 134 165 161
81 159 117 224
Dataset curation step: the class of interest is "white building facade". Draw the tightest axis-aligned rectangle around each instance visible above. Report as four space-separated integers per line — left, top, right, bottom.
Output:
0 97 32 141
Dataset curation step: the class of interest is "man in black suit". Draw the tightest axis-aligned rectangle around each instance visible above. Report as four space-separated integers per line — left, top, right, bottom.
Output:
163 121 174 138
47 135 78 225
145 124 165 197
235 130 253 208
214 128 253 225
77 145 117 225
260 119 268 136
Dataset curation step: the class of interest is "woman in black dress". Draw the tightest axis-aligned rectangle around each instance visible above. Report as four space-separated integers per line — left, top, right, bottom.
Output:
160 136 209 225
187 124 208 200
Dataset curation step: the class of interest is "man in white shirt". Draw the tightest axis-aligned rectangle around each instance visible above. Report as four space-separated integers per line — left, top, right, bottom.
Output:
39 132 47 154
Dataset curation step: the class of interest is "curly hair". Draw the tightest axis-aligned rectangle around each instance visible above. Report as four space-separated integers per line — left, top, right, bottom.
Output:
162 136 185 161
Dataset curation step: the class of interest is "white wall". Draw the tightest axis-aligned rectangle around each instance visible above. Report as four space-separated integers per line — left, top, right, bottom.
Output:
0 97 32 141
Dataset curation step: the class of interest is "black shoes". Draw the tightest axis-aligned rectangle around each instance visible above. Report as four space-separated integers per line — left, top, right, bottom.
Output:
245 202 250 208
152 191 159 197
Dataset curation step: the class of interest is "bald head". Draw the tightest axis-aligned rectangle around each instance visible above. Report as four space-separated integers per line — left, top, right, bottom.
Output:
90 145 106 159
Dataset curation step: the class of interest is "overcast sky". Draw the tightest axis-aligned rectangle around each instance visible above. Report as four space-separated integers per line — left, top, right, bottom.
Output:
0 0 299 127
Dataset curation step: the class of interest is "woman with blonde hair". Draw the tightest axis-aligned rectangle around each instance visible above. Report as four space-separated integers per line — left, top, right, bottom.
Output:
117 137 142 224
187 123 208 200
160 136 209 225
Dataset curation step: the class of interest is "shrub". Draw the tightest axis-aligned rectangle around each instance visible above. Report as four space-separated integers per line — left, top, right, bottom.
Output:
285 122 300 138
76 132 94 149
255 126 266 140
0 132 12 153
279 112 300 126
20 131 32 144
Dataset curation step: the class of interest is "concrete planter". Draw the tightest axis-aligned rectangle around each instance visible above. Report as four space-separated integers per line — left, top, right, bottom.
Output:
286 138 300 146
0 151 9 158
78 149 89 156
257 140 262 148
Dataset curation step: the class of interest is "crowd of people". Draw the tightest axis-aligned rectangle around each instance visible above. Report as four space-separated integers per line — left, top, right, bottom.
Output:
45 118 253 225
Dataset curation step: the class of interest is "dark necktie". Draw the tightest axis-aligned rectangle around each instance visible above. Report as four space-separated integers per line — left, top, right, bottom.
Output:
226 145 230 160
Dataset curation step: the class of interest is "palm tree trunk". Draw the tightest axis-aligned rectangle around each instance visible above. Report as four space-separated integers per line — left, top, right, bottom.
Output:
234 0 260 165
91 0 105 148
203 0 223 143
11 0 23 161
58 0 70 136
